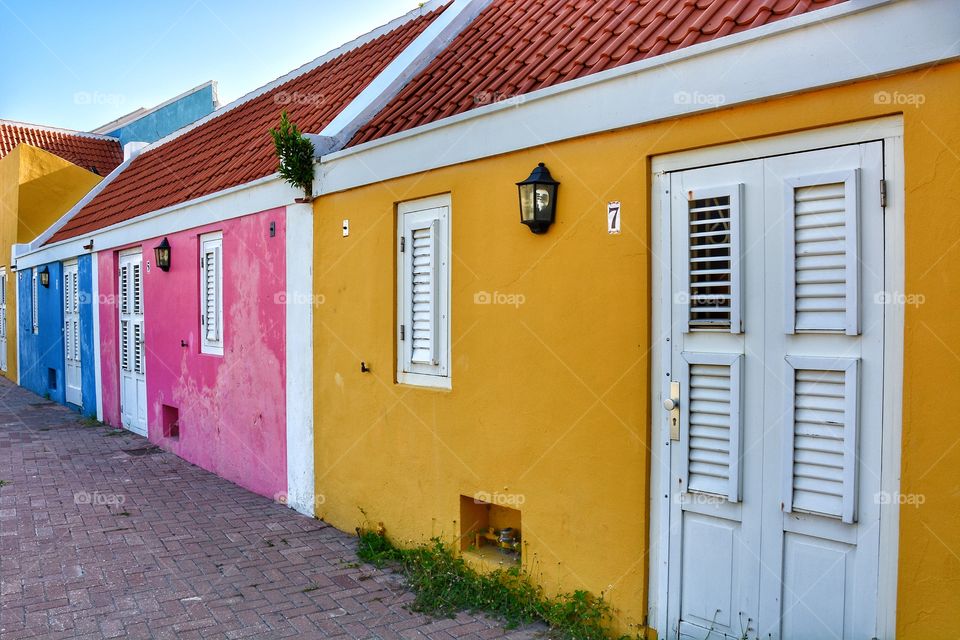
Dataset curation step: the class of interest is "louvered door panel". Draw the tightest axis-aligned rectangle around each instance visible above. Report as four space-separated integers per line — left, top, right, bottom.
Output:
681 352 743 502
785 171 859 335
120 320 131 371
684 186 742 333
410 222 438 365
784 356 859 523
203 248 219 341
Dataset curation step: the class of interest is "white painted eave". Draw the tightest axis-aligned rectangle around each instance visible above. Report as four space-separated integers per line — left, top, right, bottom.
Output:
13 173 299 270
316 0 957 194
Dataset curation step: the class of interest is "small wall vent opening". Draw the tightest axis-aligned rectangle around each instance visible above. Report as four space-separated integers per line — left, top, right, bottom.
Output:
162 405 180 439
459 494 522 566
47 368 57 390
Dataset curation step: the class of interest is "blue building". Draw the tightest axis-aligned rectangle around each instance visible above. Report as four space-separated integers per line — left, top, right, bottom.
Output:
17 258 97 415
90 81 218 147
15 83 217 418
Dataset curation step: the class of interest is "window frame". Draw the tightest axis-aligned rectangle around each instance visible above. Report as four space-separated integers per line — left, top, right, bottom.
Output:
199 231 224 356
396 194 451 389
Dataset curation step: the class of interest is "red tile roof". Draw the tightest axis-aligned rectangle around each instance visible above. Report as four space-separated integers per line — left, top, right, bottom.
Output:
0 121 122 176
350 0 845 146
49 6 444 244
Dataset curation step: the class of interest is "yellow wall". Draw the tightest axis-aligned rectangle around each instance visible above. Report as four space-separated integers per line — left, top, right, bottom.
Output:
313 62 960 638
0 145 102 381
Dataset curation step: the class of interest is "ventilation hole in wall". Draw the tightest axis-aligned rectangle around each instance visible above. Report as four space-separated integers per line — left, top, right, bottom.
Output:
162 405 180 439
459 494 521 565
47 368 57 391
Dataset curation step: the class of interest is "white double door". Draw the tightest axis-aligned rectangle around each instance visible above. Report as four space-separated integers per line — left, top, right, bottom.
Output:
666 143 886 639
0 267 7 373
119 250 147 436
63 260 82 406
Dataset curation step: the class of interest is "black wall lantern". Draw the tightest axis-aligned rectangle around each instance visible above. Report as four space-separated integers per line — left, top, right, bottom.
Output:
516 162 559 234
39 266 50 288
154 237 172 272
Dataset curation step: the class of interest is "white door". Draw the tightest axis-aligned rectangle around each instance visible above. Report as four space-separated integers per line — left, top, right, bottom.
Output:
666 142 885 639
0 268 7 372
119 251 147 436
64 260 82 406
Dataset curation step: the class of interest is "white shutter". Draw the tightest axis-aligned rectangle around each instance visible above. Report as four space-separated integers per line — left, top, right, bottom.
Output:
783 356 859 523
133 322 144 374
120 320 131 371
784 170 859 335
119 264 130 315
31 269 38 334
683 185 742 333
410 221 438 365
397 196 450 387
680 352 743 501
200 233 223 355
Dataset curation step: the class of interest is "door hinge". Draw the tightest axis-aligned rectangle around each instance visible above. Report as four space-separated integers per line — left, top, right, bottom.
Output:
400 237 405 253
880 179 887 208
400 324 405 341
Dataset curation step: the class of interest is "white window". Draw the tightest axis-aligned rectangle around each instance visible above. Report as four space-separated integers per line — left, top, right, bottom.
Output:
200 232 224 355
397 195 450 389
31 268 39 335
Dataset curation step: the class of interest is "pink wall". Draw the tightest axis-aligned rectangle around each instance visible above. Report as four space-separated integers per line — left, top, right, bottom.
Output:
98 208 287 498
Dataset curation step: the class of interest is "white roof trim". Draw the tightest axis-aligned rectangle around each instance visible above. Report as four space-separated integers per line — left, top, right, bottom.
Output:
14 173 298 269
314 0 491 150
89 80 218 134
317 0 956 194
0 119 119 142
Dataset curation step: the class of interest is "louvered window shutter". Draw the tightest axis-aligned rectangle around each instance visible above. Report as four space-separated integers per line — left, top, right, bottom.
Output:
410 221 439 365
783 356 859 523
31 269 38 334
200 233 224 355
680 352 743 501
398 200 449 384
683 186 742 333
785 170 860 335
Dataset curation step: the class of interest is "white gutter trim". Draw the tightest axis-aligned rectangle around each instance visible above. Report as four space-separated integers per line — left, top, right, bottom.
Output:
310 0 490 159
316 0 957 194
13 174 298 270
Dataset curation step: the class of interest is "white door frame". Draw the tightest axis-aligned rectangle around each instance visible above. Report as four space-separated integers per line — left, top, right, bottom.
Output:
648 116 904 639
63 259 82 407
0 267 7 373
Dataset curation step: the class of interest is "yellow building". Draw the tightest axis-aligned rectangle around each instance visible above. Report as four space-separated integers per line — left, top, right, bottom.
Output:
0 121 121 381
309 1 958 638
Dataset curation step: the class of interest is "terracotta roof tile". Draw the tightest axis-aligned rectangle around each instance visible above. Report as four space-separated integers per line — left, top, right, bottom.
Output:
351 0 845 146
48 6 444 244
0 121 122 176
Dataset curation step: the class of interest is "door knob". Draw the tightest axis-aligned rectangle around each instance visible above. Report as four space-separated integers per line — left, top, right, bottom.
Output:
663 396 678 411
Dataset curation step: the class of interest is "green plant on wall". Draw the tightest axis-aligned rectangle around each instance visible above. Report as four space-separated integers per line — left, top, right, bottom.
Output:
269 111 315 201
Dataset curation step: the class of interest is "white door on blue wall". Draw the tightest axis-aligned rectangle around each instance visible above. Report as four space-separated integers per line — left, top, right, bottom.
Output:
665 142 886 639
0 268 7 373
64 260 82 406
118 251 147 436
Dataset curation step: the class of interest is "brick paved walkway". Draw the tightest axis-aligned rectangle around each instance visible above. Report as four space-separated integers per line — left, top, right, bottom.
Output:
0 380 541 640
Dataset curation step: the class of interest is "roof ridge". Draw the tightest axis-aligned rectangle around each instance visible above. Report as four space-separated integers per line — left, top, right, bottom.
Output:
130 0 453 157
0 119 120 143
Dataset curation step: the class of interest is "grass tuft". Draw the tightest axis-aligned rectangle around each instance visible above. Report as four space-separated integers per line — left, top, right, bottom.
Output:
356 528 635 640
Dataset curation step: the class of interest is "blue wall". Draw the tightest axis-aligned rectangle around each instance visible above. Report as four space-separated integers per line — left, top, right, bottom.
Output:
18 262 65 405
18 256 96 417
78 255 96 416
104 83 216 146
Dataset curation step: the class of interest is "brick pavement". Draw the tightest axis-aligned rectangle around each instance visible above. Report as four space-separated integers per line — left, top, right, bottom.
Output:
0 379 542 640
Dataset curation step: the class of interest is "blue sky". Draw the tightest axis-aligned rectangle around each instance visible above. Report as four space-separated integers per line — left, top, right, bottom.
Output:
0 0 418 131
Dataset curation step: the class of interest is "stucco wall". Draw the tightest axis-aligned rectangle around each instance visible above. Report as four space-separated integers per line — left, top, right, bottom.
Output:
312 63 960 638
17 262 65 403
97 208 288 499
103 84 217 146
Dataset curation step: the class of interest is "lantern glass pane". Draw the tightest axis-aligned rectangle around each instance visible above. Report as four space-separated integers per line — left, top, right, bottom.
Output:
519 184 536 222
